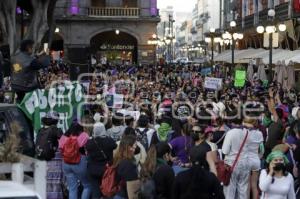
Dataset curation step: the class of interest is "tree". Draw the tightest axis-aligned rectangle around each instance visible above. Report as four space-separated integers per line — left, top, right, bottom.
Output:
0 0 58 55
0 0 17 55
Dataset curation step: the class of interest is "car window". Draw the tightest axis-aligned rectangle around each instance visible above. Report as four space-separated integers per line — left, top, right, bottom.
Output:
0 112 8 143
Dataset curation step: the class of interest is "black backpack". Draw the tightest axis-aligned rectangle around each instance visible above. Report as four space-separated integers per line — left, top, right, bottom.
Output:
136 128 149 151
35 126 57 161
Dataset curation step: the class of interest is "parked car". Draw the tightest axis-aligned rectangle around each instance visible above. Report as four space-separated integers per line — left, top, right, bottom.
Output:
0 181 41 199
0 103 35 157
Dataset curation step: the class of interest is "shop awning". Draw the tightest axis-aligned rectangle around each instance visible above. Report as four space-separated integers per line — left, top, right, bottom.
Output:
215 48 300 64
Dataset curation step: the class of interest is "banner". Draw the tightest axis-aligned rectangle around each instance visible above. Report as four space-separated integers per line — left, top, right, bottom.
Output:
18 82 84 133
200 67 212 76
204 77 223 90
234 70 246 87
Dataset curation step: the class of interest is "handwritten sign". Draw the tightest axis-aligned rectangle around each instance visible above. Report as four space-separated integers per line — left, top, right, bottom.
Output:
204 77 223 90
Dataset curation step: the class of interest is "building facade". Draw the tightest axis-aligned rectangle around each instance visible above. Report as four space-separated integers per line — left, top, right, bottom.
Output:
54 0 160 68
222 0 298 50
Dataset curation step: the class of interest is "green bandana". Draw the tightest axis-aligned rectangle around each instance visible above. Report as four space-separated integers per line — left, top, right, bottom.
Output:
263 116 272 127
266 150 289 165
158 123 171 142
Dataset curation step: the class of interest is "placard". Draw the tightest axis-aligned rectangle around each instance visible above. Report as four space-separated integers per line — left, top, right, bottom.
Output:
204 77 223 90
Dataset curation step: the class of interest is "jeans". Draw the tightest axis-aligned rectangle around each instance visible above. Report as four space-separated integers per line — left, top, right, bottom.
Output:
113 195 126 199
63 156 91 199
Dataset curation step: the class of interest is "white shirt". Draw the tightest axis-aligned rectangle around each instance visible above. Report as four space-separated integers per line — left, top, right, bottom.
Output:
259 169 296 199
221 128 263 166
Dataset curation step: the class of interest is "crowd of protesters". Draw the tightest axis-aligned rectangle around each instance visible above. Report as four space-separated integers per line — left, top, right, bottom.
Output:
36 60 300 199
3 40 300 199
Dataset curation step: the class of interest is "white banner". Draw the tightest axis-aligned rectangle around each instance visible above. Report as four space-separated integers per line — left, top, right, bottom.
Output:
204 77 223 90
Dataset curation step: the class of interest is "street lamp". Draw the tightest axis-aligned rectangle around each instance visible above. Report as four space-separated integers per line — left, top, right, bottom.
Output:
222 20 244 75
256 9 286 82
205 28 221 63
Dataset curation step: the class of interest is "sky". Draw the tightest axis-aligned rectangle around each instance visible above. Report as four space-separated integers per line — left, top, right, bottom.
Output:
157 0 197 13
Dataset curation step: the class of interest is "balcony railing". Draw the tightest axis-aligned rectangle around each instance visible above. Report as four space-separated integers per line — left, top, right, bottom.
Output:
88 7 140 17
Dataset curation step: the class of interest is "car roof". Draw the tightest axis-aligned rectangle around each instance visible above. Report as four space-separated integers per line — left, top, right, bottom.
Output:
0 181 41 198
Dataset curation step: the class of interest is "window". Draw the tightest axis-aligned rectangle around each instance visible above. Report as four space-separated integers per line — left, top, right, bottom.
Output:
91 0 106 7
123 0 137 7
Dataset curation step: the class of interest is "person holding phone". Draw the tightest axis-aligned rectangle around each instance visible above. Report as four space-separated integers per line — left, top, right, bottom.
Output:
259 151 296 199
11 39 50 102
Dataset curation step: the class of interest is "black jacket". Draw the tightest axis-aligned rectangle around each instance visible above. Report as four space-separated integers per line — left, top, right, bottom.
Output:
172 166 225 199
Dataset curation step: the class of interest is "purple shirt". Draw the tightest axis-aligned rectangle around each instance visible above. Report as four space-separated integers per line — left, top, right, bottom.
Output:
169 136 192 164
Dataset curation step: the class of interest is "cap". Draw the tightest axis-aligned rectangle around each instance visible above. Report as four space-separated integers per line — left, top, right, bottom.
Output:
43 112 59 120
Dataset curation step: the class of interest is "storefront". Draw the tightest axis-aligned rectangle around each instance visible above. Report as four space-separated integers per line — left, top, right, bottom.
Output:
90 30 138 65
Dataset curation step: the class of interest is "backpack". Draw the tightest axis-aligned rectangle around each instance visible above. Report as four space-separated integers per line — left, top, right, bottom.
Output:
35 127 57 161
100 164 121 197
137 178 156 199
62 136 81 164
136 128 149 151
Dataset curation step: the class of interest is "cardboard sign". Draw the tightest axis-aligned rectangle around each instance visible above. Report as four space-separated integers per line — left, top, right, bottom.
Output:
204 77 223 90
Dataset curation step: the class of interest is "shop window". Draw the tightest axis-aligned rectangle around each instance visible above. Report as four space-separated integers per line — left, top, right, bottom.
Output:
123 0 137 8
91 0 106 7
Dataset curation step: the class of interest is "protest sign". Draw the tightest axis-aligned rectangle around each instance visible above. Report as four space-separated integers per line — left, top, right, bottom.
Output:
204 77 223 90
234 70 246 87
201 67 212 76
105 94 124 108
18 82 84 133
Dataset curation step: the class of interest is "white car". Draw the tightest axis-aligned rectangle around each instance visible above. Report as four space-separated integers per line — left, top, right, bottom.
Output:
0 181 41 199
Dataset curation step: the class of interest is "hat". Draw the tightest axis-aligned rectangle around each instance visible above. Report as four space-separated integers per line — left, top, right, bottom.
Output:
204 126 214 134
266 150 289 165
292 107 300 120
43 112 59 120
93 122 107 138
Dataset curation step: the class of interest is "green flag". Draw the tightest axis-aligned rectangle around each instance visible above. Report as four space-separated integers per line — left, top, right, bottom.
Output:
18 82 84 133
234 70 246 87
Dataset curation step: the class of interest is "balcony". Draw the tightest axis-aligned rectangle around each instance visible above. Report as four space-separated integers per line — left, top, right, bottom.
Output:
88 7 140 17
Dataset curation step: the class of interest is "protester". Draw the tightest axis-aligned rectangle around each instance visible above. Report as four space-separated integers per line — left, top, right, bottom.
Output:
172 146 225 199
107 112 126 141
222 115 263 199
191 125 217 175
11 39 50 102
59 122 91 199
86 122 117 199
140 142 175 199
37 112 63 199
113 135 140 199
259 151 296 199
169 123 193 169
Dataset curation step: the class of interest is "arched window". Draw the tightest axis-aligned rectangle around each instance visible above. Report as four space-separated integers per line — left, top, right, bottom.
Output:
123 0 138 7
91 0 106 7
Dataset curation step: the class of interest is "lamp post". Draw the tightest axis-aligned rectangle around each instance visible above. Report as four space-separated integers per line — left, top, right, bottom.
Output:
147 34 159 65
256 9 286 82
222 21 244 75
205 28 221 63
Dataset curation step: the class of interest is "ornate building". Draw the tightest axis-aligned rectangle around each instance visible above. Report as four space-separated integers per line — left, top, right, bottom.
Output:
54 0 160 68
